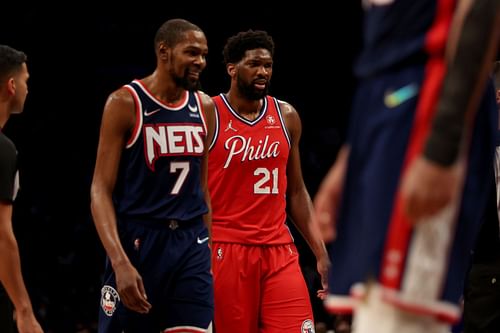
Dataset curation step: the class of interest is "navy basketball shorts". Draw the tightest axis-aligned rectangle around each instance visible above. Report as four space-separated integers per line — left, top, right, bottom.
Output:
98 216 213 333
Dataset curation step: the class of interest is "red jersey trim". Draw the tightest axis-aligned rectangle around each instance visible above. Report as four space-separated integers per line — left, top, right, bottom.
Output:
123 85 143 148
163 326 208 332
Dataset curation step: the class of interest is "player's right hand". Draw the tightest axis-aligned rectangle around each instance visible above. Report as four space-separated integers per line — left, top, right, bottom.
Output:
114 262 152 313
401 156 460 223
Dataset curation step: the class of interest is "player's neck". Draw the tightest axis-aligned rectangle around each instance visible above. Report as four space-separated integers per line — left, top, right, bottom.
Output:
225 91 263 120
0 104 9 128
143 72 185 105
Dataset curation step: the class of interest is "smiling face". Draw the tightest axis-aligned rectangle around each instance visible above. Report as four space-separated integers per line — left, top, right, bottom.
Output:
164 30 208 91
231 48 273 100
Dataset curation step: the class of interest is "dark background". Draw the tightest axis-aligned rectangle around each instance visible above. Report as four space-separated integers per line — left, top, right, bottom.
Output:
1 4 362 332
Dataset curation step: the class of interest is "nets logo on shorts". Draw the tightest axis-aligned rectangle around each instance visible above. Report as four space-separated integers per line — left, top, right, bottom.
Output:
101 285 120 316
301 319 315 333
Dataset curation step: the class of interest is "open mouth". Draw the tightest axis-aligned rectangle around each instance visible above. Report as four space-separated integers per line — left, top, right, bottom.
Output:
253 80 267 90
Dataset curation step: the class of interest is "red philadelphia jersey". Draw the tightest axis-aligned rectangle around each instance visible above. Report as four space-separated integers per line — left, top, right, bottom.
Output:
208 94 292 244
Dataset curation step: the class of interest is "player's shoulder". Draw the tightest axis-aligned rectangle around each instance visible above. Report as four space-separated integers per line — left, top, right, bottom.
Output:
105 86 135 107
273 97 297 115
197 90 215 105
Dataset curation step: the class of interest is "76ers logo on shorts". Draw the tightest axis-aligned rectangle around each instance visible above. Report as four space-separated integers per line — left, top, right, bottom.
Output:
301 319 315 333
101 285 120 316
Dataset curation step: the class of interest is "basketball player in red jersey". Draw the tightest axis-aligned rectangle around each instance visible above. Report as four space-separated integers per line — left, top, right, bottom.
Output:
207 30 329 333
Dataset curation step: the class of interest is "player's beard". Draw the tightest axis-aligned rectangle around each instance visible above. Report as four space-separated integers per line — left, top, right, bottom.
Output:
237 73 269 100
169 59 202 91
173 70 201 91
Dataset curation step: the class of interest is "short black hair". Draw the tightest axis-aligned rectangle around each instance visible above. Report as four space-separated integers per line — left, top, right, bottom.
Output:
0 45 27 82
154 18 203 48
223 30 274 65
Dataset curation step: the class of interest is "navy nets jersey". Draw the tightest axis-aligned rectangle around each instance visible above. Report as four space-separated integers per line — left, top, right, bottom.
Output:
113 80 208 221
356 0 454 78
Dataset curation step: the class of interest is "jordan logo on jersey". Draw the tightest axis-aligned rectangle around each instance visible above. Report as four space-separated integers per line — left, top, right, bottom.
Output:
144 124 205 170
223 134 280 168
224 120 237 132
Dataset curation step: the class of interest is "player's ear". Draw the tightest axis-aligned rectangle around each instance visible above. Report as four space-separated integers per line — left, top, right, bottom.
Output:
158 42 169 61
226 63 236 78
7 77 16 96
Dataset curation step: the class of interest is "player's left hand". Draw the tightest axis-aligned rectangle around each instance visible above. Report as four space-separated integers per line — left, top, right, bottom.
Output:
316 252 330 300
15 310 44 333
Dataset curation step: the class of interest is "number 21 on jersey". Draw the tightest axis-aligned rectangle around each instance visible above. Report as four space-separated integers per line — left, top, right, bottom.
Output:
254 167 278 194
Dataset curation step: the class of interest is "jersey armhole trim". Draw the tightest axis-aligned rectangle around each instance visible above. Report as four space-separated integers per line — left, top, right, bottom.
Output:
123 85 143 148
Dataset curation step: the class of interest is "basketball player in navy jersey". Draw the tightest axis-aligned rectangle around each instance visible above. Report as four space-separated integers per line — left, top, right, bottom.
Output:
207 30 329 333
314 0 500 332
0 45 43 333
91 19 215 333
